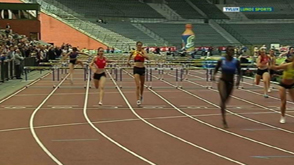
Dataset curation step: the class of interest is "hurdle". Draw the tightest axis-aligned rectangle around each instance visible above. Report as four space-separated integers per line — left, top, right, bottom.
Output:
165 67 210 89
147 67 179 89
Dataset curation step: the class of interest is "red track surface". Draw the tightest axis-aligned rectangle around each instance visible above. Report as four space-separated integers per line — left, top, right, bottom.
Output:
0 69 294 165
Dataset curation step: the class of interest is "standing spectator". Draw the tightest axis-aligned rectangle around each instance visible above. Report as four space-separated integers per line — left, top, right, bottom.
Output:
14 49 24 79
47 45 56 60
54 46 62 58
6 46 15 60
5 28 10 38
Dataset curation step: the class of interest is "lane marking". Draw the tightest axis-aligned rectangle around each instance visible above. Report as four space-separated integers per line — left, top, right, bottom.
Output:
14 91 136 97
29 74 69 165
189 71 294 117
243 128 277 131
51 139 99 142
0 111 284 133
0 73 51 104
1 105 34 107
4 106 27 109
47 105 79 107
120 70 246 165
83 70 155 164
151 79 294 156
187 106 207 109
252 155 294 159
142 106 163 109
51 106 73 109
167 73 294 134
148 72 294 155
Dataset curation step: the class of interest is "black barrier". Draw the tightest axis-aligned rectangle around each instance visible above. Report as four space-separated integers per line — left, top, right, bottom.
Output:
1 60 14 82
0 60 4 82
0 57 38 84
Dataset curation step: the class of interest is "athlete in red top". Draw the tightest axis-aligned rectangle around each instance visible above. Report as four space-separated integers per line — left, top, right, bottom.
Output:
127 41 149 106
255 49 271 98
90 47 111 105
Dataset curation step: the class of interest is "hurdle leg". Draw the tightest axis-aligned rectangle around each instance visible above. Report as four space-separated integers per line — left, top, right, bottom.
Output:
161 65 165 80
57 68 60 81
185 69 189 80
84 66 87 81
179 69 183 89
25 69 28 81
114 68 118 82
52 68 55 81
149 68 153 88
119 68 122 88
176 68 178 88
157 64 160 80
206 69 212 89
52 69 57 88
238 69 244 89
145 67 149 88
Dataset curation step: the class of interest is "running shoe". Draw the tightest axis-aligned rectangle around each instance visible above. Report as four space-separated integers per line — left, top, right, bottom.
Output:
268 88 271 93
280 116 286 124
140 96 143 103
137 100 141 105
99 101 102 106
263 94 269 98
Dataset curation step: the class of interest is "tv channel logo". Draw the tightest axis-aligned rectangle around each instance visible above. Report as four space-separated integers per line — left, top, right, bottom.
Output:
223 7 240 12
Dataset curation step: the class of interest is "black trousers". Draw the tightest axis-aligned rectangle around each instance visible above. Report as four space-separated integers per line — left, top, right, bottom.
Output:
15 64 21 78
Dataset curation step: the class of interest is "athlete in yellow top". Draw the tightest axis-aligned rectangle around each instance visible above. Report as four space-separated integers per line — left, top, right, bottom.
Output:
127 41 149 106
270 57 294 124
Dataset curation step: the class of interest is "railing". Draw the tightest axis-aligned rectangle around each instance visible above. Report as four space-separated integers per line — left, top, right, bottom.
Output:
159 3 182 20
215 20 252 46
0 57 37 83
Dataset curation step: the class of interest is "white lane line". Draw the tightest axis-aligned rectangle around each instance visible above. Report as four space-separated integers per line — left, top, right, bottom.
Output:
190 74 294 119
137 71 294 154
148 79 294 156
0 111 282 133
193 70 293 104
29 74 68 165
51 139 99 142
121 71 245 165
15 91 136 97
83 70 156 165
0 73 51 104
166 73 294 134
243 129 277 131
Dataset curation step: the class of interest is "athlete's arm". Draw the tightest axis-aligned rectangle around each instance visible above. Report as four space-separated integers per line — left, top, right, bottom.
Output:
279 52 287 58
62 52 70 60
256 56 263 68
78 52 91 57
106 58 115 63
141 50 149 60
212 60 222 81
127 52 133 66
270 63 290 70
89 57 98 72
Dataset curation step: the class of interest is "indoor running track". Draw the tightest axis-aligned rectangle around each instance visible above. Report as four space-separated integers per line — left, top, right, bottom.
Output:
0 69 294 165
